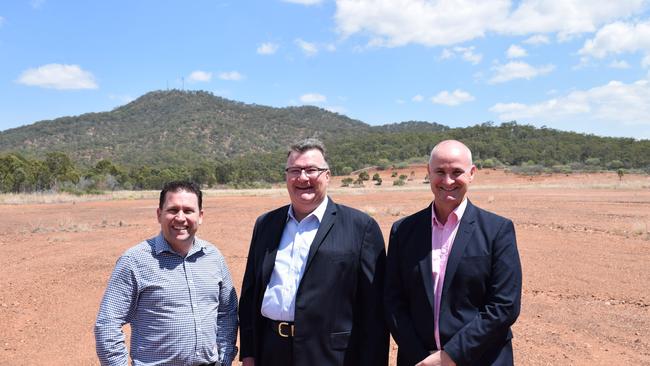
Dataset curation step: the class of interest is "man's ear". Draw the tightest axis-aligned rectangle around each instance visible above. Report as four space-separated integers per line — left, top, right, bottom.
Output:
468 165 477 182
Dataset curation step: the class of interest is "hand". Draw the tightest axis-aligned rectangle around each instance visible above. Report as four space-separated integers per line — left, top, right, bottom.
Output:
241 357 255 366
415 350 456 366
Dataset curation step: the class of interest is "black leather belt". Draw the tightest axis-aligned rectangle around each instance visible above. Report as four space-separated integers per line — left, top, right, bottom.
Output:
266 318 295 338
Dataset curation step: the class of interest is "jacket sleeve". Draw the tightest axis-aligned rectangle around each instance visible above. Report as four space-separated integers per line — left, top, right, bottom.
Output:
443 219 522 365
357 217 390 365
384 220 431 364
238 216 261 360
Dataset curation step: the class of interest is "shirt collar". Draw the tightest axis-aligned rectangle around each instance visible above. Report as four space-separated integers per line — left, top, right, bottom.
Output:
288 196 329 224
154 233 205 256
432 198 468 227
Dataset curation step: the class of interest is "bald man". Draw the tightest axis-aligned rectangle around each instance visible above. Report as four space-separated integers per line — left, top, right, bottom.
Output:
384 140 522 366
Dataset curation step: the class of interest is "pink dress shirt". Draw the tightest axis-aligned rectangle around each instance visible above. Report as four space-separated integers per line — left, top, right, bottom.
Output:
431 199 468 350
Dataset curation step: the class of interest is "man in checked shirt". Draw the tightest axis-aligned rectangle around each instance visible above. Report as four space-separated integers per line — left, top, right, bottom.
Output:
95 181 238 366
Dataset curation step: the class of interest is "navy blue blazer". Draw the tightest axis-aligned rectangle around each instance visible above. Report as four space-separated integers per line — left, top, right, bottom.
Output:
239 198 389 366
384 200 522 366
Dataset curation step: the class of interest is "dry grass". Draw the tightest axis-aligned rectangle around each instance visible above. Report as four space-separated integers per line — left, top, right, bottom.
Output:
362 206 377 216
1 172 648 204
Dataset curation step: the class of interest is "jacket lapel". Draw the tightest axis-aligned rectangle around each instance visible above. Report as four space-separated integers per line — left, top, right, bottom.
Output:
417 204 435 313
261 206 289 286
303 198 337 273
441 200 477 298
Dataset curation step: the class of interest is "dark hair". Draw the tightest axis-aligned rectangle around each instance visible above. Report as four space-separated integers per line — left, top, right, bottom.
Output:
159 181 202 210
287 138 329 168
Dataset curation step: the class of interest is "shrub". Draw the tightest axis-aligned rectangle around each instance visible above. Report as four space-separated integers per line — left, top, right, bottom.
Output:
393 179 406 186
607 160 625 170
341 177 354 187
358 171 370 181
376 159 391 170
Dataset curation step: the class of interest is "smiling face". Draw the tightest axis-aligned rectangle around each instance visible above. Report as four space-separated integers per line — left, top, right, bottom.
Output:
286 148 330 221
428 140 476 220
157 189 203 255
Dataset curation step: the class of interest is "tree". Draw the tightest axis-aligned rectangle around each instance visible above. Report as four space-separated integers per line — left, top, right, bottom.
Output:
341 177 354 187
372 173 381 181
617 169 624 181
376 158 391 170
44 152 79 188
358 171 370 181
375 177 382 186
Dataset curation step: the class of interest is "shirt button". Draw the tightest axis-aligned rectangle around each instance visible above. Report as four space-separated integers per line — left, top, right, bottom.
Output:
196 351 200 355
198 327 202 331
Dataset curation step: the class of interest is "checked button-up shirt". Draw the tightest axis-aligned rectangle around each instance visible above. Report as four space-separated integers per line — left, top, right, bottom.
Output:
94 234 238 366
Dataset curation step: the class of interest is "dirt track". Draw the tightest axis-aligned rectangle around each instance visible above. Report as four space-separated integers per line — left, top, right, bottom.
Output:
1 170 649 365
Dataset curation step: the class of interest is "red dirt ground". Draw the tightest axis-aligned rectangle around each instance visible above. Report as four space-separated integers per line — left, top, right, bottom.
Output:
1 169 649 365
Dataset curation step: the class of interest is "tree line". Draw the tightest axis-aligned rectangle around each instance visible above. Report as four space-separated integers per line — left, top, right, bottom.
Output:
1 122 649 193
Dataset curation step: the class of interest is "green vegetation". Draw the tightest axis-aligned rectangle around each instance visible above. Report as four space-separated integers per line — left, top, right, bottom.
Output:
1 90 649 193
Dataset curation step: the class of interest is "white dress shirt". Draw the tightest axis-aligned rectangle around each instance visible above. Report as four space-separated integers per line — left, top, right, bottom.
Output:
261 197 329 321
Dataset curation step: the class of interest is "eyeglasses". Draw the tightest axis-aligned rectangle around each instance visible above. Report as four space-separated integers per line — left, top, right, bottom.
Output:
285 166 329 178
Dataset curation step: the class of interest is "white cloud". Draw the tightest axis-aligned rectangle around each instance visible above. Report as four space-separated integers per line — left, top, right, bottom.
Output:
506 44 527 58
431 89 475 106
257 42 279 55
325 105 347 114
188 70 213 82
30 0 46 9
523 34 550 45
218 71 244 81
0 16 5 26
335 0 509 47
300 93 327 103
490 79 650 129
489 61 555 83
579 20 650 63
334 0 648 47
439 46 482 64
108 94 134 104
283 0 323 5
609 60 631 69
295 38 318 56
17 63 98 90
396 99 406 104
495 1 646 39
643 54 650 68
412 94 424 102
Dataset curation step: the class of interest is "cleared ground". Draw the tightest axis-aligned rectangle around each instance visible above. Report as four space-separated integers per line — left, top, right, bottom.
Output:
1 169 649 365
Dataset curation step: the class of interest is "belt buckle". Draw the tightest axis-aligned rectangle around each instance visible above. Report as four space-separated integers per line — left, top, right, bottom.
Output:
277 321 294 337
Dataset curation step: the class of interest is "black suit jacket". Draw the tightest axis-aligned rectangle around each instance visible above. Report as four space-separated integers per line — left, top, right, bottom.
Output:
239 198 389 366
385 200 522 366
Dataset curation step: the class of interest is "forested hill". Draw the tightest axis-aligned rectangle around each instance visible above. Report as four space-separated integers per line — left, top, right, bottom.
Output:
0 90 373 166
1 89 649 191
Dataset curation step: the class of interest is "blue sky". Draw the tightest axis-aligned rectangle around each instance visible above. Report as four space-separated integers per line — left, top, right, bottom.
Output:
2 0 650 139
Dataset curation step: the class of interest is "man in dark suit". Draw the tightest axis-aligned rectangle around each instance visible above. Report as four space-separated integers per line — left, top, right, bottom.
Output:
385 140 522 366
239 138 388 366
